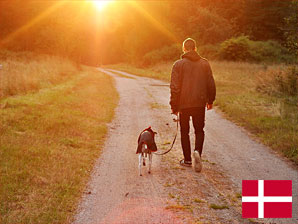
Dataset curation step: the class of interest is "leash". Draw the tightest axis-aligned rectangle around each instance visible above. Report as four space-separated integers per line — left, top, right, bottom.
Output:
153 113 179 156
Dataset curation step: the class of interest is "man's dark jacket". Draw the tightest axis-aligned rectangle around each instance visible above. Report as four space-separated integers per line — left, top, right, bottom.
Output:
170 50 216 112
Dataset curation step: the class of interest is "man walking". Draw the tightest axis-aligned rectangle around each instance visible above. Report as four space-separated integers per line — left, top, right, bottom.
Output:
170 38 216 172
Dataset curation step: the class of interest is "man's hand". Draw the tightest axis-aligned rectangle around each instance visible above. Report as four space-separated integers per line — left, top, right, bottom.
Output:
171 109 178 115
206 103 213 110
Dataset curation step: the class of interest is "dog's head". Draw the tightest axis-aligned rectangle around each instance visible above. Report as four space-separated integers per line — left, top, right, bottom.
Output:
144 126 157 136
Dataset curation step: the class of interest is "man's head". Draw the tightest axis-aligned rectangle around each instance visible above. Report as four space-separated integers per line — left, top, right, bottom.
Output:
183 38 197 53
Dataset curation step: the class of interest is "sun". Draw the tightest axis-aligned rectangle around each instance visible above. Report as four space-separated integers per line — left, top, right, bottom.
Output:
93 0 111 11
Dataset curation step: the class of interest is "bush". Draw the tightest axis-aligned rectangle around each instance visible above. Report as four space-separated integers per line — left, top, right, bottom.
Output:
142 44 181 66
142 44 220 66
219 35 294 63
219 35 251 61
249 40 293 63
197 44 220 59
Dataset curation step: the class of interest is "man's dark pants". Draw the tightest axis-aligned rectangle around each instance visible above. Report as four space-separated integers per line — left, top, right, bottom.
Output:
179 107 205 162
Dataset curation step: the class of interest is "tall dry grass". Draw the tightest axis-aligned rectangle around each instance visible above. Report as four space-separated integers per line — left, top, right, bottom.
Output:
256 66 297 97
0 50 77 98
0 63 118 223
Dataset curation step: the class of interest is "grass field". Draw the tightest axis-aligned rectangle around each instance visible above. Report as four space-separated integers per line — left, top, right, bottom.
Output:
0 50 78 98
0 52 118 223
107 61 297 164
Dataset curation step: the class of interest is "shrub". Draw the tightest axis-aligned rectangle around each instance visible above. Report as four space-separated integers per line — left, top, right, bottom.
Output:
142 43 220 66
219 35 251 61
190 7 234 44
249 40 293 63
219 35 294 63
197 44 220 59
142 44 181 66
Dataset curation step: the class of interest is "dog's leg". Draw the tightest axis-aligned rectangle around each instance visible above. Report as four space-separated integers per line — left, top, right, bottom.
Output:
142 144 147 166
148 153 152 174
138 153 143 176
143 155 146 166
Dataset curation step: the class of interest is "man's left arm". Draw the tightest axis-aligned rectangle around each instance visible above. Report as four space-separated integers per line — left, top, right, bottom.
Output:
206 62 216 110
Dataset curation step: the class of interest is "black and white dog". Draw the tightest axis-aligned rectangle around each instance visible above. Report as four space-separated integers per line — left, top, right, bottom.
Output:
136 127 157 176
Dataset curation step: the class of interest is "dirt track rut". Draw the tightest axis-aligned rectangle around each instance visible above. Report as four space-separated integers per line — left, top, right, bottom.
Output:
73 68 297 224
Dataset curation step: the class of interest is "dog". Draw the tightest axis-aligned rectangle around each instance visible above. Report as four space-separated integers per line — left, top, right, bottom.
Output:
136 127 157 176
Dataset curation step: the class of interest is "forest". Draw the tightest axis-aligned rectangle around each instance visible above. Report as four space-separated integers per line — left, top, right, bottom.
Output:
0 0 297 66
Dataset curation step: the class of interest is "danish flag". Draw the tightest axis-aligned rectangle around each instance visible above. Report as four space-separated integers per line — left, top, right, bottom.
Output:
242 180 292 218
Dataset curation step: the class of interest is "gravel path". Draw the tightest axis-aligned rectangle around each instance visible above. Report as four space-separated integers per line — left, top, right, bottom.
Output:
73 68 297 224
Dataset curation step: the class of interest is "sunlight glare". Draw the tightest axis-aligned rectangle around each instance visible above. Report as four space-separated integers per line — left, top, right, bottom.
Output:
93 0 111 11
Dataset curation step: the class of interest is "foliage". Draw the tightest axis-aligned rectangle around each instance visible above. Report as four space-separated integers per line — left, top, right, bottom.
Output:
142 43 220 65
143 44 181 66
283 0 298 57
197 44 220 60
189 6 234 44
219 36 294 62
248 40 293 63
239 0 293 41
219 36 251 61
0 1 297 65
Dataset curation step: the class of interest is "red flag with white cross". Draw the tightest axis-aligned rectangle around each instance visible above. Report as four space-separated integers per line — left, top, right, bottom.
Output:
242 180 292 218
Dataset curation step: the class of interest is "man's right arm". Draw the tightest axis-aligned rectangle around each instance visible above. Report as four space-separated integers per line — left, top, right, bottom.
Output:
170 62 181 114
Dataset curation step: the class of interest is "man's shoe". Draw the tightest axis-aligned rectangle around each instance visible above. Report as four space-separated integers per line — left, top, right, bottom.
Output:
193 151 202 172
179 159 192 167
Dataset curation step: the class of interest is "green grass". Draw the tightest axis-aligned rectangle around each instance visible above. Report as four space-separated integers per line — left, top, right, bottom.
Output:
105 63 171 82
168 193 176 199
0 66 118 223
209 204 229 210
165 204 186 211
163 182 174 187
235 192 242 199
105 69 136 79
0 50 79 98
150 102 167 109
193 198 206 203
165 204 193 213
202 159 216 165
107 62 298 164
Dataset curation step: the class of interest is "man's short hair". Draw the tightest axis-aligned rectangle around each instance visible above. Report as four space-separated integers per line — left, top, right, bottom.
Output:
183 38 196 51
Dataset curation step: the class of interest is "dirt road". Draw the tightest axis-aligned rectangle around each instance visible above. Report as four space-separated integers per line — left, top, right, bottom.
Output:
73 68 297 224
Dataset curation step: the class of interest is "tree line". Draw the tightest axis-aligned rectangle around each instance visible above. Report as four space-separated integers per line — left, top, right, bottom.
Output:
0 0 297 65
